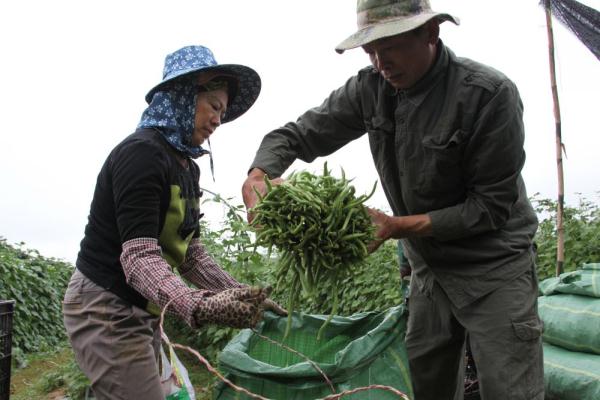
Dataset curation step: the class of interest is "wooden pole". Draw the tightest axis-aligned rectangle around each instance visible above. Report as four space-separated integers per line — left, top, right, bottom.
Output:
544 0 565 276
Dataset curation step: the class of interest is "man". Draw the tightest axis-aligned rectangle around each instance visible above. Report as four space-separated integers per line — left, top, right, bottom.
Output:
242 1 544 399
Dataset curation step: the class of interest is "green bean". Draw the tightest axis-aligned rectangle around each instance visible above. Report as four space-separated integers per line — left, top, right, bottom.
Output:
250 164 377 340
317 277 339 341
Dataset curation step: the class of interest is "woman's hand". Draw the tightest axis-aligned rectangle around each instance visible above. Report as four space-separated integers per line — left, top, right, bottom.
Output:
193 287 268 329
262 298 287 316
193 286 287 328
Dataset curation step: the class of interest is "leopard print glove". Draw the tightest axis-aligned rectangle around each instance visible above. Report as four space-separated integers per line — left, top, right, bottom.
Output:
193 286 269 329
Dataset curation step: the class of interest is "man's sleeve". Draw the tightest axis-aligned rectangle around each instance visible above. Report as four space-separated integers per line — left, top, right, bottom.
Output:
250 75 367 178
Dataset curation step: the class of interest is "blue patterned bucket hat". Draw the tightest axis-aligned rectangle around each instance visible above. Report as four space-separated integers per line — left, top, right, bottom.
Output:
145 45 261 123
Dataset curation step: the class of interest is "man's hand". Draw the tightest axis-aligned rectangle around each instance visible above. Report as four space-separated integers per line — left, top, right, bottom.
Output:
242 168 283 222
366 207 394 252
366 208 433 252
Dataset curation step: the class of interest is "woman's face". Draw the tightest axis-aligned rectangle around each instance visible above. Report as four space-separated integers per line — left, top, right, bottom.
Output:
192 87 228 146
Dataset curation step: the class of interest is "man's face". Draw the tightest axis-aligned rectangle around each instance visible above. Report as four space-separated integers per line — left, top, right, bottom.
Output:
362 24 437 90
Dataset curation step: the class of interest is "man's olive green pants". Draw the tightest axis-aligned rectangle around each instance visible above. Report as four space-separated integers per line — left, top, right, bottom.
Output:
405 265 544 400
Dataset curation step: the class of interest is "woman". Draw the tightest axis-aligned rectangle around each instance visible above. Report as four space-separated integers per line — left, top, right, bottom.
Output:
63 45 285 400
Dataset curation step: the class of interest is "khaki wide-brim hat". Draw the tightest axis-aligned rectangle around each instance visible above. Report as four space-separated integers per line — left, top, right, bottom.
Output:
336 0 459 54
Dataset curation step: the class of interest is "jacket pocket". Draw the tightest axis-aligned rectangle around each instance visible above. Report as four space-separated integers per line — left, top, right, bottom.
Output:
421 129 468 169
416 129 468 196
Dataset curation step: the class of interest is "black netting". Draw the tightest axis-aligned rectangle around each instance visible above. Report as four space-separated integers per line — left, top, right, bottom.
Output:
541 0 600 60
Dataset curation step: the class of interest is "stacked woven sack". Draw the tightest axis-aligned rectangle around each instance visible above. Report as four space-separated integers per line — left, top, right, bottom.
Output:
538 263 600 400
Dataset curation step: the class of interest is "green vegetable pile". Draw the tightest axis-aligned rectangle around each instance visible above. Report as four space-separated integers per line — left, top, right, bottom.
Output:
250 163 376 339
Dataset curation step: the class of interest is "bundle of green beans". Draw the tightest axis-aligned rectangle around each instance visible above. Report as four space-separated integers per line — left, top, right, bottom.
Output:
250 163 376 340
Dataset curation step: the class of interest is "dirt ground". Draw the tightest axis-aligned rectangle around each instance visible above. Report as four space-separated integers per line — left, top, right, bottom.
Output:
9 348 71 400
9 347 215 400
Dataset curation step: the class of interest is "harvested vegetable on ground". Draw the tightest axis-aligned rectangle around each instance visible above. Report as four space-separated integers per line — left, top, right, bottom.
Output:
250 163 377 340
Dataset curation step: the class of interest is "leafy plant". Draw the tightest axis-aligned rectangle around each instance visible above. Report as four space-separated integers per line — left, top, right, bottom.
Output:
38 354 90 399
0 238 72 354
200 191 272 285
532 194 600 281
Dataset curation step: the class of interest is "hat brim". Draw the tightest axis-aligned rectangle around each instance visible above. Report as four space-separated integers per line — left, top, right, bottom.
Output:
335 12 459 54
144 64 261 124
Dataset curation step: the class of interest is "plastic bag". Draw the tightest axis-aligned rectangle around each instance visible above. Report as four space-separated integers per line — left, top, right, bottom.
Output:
160 344 196 400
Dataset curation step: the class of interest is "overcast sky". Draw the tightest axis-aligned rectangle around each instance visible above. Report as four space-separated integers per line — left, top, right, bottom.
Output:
1 0 599 263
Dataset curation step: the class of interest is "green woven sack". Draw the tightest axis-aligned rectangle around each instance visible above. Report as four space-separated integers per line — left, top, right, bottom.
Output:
214 306 412 400
539 263 600 298
539 294 600 355
543 342 600 400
